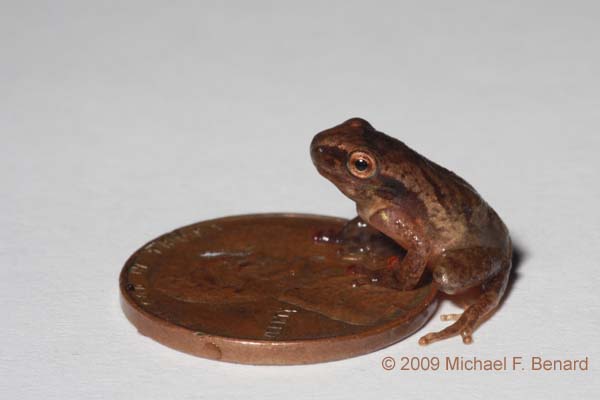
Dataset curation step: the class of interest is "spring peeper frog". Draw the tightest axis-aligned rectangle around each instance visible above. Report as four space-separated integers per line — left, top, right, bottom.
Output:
310 118 512 345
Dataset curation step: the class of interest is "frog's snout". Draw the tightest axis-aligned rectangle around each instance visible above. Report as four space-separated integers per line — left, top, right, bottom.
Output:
310 131 327 165
310 118 373 176
311 136 347 180
310 141 326 169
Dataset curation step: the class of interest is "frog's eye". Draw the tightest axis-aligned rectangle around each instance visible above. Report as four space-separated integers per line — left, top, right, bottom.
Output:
347 151 377 179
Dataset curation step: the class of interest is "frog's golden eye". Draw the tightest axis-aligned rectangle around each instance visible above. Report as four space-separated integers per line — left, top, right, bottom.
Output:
347 151 377 179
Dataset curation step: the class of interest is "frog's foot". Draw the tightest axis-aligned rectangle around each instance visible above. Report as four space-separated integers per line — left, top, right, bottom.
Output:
420 264 512 345
421 247 513 345
418 311 475 345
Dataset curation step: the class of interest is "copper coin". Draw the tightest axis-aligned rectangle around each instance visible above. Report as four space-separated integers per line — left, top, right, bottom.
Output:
119 213 438 365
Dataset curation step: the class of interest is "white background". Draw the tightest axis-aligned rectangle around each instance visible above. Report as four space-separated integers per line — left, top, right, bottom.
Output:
2 1 599 398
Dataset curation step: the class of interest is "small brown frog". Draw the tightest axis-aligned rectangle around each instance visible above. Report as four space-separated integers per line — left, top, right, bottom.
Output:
310 118 512 345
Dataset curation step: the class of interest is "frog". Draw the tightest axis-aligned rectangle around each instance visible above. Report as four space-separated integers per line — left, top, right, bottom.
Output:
310 117 512 345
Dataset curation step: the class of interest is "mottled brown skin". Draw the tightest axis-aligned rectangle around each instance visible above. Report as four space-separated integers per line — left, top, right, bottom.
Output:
310 118 512 345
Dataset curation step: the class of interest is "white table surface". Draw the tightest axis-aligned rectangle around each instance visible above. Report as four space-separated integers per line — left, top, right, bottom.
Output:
2 1 599 399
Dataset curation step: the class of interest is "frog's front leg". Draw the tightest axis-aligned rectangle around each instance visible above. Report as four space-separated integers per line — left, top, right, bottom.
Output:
386 248 429 290
367 208 430 290
419 248 512 345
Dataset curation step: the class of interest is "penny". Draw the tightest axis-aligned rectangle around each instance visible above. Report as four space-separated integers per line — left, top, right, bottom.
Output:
119 213 438 365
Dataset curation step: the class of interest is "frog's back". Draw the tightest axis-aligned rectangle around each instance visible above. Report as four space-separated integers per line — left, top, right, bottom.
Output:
372 131 508 251
420 155 510 249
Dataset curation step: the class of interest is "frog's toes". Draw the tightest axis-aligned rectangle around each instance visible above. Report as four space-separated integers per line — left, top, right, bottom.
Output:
461 330 474 344
418 317 474 345
440 313 462 321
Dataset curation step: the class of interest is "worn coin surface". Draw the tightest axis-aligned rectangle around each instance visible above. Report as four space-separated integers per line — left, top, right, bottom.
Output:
119 213 438 364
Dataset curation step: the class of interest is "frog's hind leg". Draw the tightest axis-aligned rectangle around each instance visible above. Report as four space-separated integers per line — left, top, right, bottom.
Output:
419 249 511 345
